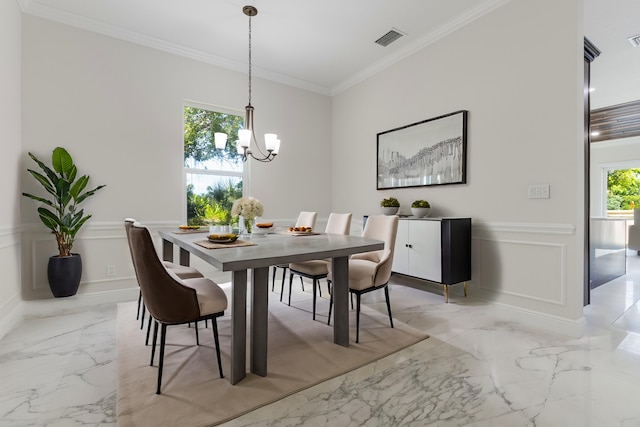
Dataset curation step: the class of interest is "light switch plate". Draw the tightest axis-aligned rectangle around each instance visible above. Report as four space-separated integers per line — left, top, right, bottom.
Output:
528 184 550 199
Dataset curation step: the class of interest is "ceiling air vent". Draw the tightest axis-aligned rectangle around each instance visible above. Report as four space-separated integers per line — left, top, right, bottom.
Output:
628 34 640 47
375 28 406 47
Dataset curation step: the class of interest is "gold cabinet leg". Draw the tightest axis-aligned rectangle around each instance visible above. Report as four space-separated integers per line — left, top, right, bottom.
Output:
463 282 467 297
443 284 449 303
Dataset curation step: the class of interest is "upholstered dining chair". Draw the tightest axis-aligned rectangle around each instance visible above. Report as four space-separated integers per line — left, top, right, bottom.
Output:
327 214 399 343
124 218 203 328
272 211 317 293
286 213 352 320
128 222 227 394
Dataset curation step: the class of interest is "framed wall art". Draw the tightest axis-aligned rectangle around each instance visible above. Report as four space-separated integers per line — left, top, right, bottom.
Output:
377 110 468 189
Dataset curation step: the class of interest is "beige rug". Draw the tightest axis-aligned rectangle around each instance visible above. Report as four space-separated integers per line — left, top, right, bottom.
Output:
116 285 428 427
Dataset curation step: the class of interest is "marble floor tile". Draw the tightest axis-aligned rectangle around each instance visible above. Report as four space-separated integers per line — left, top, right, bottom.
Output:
3 261 640 426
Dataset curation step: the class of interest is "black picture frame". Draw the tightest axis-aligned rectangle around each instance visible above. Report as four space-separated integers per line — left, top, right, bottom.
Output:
377 110 468 189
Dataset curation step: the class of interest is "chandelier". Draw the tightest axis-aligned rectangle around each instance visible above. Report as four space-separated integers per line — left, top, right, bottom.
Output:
214 5 280 162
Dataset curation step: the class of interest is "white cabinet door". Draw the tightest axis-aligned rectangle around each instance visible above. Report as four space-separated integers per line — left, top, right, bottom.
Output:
409 220 442 282
392 219 410 275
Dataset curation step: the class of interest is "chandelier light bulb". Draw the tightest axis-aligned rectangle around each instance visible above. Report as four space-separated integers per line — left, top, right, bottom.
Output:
214 132 227 149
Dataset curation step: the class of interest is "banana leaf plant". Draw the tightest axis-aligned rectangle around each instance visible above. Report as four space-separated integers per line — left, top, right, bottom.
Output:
22 147 106 257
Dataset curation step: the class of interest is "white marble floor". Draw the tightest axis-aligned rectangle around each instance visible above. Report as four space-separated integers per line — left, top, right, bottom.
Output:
2 259 640 427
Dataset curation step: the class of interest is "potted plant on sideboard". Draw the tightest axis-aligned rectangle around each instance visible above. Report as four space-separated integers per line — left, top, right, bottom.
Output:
380 197 400 215
411 200 431 218
22 147 106 297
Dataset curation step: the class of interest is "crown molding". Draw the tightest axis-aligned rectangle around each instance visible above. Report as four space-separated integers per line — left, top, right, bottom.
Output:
22 0 510 98
16 0 32 12
21 2 332 96
331 0 512 96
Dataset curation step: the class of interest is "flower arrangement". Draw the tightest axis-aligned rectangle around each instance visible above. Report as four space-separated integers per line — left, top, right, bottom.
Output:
231 197 264 233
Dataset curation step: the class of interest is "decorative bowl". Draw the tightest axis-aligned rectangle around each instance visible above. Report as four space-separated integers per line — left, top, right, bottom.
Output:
411 207 430 218
381 207 399 215
208 233 238 243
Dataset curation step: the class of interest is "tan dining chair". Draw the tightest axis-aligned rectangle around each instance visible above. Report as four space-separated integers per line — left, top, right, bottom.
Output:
327 214 399 343
272 211 317 293
128 222 227 394
124 218 205 339
286 213 352 320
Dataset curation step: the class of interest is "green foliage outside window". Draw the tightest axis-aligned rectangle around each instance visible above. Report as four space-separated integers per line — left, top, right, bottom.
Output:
184 107 244 164
607 168 640 210
186 181 243 226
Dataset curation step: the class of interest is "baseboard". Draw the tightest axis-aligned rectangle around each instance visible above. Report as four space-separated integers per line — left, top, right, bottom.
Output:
22 287 139 317
0 294 24 341
489 300 586 338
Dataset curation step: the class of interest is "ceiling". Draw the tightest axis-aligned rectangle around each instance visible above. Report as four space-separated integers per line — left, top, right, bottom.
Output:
18 0 640 104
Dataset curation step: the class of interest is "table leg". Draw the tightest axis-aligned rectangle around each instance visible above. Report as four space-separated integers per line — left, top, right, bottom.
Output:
332 256 349 347
251 267 269 377
179 247 190 266
162 239 173 262
230 269 247 385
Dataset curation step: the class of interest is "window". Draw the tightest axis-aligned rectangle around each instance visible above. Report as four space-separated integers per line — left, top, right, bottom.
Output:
184 105 244 226
606 167 640 216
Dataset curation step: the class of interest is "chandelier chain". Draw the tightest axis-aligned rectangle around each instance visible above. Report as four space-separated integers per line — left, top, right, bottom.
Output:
248 12 252 107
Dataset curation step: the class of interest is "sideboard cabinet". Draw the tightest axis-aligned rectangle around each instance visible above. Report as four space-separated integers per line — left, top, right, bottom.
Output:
392 217 471 302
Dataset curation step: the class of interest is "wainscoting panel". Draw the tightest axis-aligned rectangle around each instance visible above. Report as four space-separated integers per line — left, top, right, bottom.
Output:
0 226 22 340
472 237 566 305
469 221 582 337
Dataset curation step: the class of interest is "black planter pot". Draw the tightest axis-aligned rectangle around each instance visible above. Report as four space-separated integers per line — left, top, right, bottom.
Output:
47 254 82 297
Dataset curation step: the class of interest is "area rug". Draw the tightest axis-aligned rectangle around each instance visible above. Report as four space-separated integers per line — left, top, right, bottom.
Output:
116 284 428 427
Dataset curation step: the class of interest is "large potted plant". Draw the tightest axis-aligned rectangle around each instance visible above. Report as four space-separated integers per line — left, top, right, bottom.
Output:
22 147 106 297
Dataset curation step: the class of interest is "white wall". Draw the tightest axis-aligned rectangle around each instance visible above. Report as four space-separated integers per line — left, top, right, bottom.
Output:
590 136 640 216
17 1 588 335
0 0 23 339
332 0 585 333
20 16 332 299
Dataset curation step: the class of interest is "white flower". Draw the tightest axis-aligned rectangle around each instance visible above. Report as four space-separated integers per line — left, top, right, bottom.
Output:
231 197 264 220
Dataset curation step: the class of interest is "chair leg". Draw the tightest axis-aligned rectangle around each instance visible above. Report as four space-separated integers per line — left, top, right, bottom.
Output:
145 314 152 345
312 278 317 320
279 268 287 302
271 266 276 291
157 323 167 394
281 266 288 297
327 281 333 325
195 321 199 345
150 320 158 366
316 277 321 297
140 304 146 330
356 293 361 343
212 317 224 378
136 290 142 320
300 275 305 292
384 286 394 329
288 272 294 306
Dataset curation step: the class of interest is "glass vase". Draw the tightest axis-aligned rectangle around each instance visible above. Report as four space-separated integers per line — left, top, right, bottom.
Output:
242 216 255 236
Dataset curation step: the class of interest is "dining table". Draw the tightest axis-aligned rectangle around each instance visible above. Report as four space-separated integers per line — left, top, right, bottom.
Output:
158 228 384 385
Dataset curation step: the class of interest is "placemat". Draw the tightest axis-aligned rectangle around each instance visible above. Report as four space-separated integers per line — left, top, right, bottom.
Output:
173 229 209 234
195 239 256 249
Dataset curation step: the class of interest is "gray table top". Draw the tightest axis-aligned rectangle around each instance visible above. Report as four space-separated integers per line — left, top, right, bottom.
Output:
159 230 384 271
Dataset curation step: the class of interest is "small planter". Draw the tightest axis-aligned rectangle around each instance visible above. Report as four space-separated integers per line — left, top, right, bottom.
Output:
47 254 82 297
382 207 399 215
411 207 430 218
